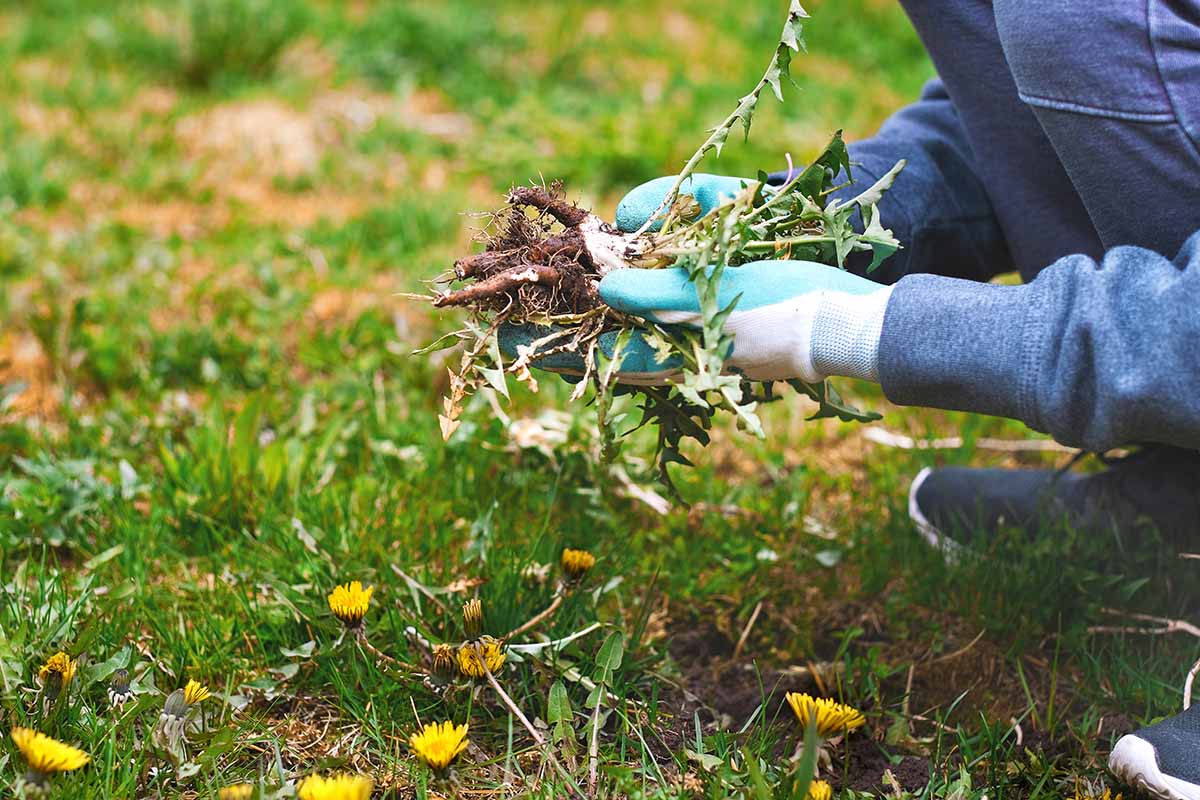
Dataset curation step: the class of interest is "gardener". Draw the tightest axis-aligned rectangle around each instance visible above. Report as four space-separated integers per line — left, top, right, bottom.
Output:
514 1 1200 797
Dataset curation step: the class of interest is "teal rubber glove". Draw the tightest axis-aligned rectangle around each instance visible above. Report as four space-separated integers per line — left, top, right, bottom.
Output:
498 174 893 385
497 323 683 386
615 173 765 232
599 260 891 383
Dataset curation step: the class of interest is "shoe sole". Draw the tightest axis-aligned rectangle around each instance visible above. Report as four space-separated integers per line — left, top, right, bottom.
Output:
907 467 963 560
1109 734 1200 800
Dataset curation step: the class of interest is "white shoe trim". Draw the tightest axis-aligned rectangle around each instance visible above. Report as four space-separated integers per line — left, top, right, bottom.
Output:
1109 734 1200 800
907 468 963 561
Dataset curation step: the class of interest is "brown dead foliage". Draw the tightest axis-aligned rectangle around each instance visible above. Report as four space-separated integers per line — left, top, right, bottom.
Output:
0 331 58 420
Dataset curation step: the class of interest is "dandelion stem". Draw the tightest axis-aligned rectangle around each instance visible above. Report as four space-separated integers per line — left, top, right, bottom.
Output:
355 629 402 668
477 644 584 797
631 4 807 236
588 700 602 796
505 584 565 640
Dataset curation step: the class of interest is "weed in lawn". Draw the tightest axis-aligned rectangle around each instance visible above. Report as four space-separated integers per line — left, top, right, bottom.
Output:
1 1 1193 797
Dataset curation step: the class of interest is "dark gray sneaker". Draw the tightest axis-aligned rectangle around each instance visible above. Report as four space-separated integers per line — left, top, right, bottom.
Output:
907 446 1200 551
1109 704 1200 800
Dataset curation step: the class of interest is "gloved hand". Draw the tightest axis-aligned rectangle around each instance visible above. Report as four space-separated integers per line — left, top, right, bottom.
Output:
498 173 893 386
615 173 768 232
600 259 891 383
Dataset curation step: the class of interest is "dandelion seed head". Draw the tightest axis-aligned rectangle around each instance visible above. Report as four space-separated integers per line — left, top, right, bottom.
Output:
328 582 374 627
785 693 865 738
456 636 506 679
296 772 374 800
409 720 469 772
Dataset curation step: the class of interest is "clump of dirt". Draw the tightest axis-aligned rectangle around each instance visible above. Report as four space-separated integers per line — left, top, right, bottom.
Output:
666 621 832 727
652 616 933 792
834 738 931 794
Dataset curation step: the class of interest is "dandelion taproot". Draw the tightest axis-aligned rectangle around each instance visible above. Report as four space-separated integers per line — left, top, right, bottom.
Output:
296 772 373 800
37 652 75 701
785 693 865 738
410 721 469 772
219 784 255 800
561 548 596 581
462 597 483 637
328 582 374 628
807 780 832 800
456 636 505 679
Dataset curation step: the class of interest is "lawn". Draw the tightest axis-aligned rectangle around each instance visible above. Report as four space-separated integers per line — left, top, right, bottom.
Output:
0 1 1195 798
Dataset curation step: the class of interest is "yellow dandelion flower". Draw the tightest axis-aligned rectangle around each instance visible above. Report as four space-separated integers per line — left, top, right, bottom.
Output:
462 598 483 637
409 721 469 772
561 548 596 581
328 582 374 627
456 636 506 679
785 693 865 738
183 679 210 706
296 772 373 800
807 779 832 800
219 784 255 800
37 652 75 699
432 643 455 677
11 728 90 774
1073 787 1121 800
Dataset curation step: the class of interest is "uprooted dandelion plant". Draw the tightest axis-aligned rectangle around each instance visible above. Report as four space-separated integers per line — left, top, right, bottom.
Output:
420 1 903 490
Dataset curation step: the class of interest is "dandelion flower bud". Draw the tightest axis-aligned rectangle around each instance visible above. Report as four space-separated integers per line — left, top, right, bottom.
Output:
462 598 483 638
107 668 134 711
432 644 455 678
560 548 596 582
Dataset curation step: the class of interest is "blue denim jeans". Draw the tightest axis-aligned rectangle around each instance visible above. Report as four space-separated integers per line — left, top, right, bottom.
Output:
786 0 1200 451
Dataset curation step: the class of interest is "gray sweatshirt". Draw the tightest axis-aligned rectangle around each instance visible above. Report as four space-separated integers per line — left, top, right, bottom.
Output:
817 0 1200 451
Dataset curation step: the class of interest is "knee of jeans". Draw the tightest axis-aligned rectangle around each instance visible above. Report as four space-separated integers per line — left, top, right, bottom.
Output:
993 0 1171 119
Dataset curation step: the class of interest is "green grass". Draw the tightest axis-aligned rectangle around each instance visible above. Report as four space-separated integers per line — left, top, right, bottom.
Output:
0 0 1191 798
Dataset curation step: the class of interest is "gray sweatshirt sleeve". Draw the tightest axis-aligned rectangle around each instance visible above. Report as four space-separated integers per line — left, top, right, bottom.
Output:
878 231 1200 452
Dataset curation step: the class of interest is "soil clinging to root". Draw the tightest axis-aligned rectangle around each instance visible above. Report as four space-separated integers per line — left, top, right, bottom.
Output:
436 183 646 318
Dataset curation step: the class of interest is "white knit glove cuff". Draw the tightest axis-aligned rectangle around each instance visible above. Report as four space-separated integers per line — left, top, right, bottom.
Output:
810 286 894 382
